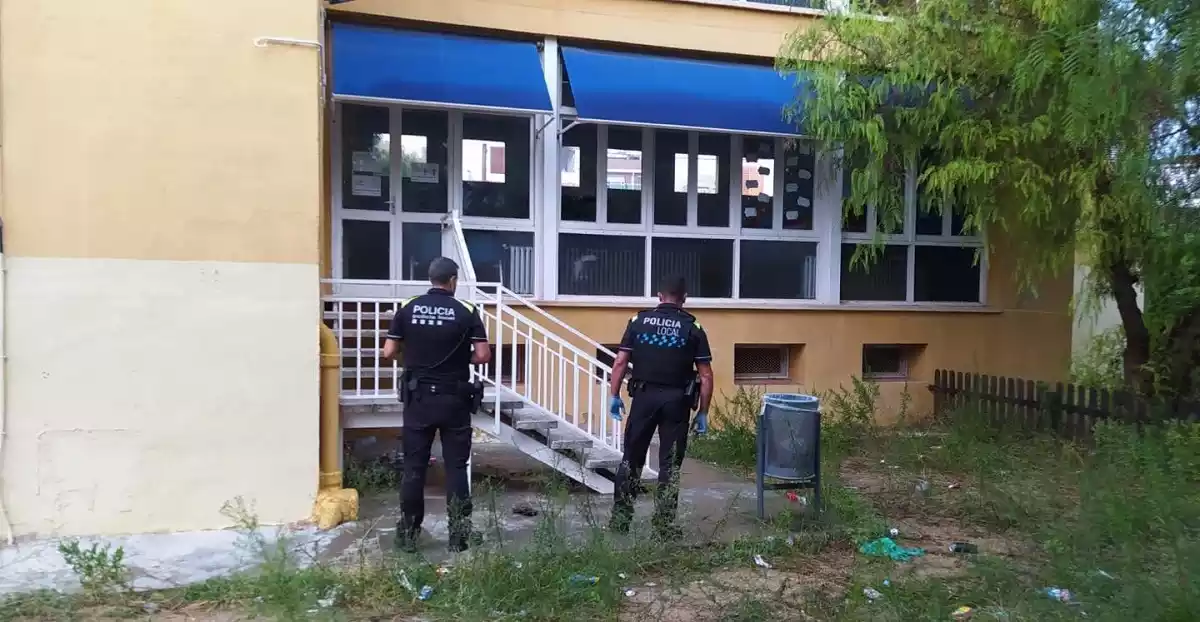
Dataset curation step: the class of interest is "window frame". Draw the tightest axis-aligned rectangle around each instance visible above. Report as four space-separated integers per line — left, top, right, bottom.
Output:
861 344 912 382
838 153 988 306
554 123 830 304
331 101 539 290
732 344 792 382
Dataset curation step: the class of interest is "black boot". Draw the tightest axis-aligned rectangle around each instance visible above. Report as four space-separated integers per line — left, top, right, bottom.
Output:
448 526 483 553
394 520 420 554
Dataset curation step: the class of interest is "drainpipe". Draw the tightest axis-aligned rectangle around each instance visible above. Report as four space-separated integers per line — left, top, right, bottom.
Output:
0 221 10 547
312 324 358 529
0 5 12 544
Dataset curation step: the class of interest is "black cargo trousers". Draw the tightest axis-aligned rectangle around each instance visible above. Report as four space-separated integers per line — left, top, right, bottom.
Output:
610 385 692 532
398 384 473 546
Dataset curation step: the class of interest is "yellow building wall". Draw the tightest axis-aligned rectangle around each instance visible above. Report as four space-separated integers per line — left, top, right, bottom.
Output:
0 0 323 537
332 0 815 59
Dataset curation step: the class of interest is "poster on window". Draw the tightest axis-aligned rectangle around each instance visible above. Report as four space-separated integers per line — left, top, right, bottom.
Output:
351 151 385 175
351 174 382 197
407 162 440 184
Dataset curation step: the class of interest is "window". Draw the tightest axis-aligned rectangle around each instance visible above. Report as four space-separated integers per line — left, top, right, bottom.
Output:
840 244 907 302
401 109 449 214
558 233 645 296
557 128 823 301
606 127 643 224
861 344 918 381
651 237 734 298
464 230 535 295
741 137 776 229
734 345 790 381
654 130 689 226
342 220 390 279
697 133 731 227
740 240 817 299
914 246 980 303
400 223 441 281
462 114 530 219
782 141 815 230
341 104 391 212
839 152 984 303
561 123 597 222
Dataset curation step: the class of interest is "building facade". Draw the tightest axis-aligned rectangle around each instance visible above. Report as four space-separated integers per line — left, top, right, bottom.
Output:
0 0 1072 539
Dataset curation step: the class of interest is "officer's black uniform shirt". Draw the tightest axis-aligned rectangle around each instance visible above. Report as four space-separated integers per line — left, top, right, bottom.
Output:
618 303 712 387
386 288 488 382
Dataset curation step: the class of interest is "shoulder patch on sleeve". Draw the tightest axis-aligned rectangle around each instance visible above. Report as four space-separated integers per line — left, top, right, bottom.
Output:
693 320 704 331
630 314 639 323
460 300 476 313
400 296 418 308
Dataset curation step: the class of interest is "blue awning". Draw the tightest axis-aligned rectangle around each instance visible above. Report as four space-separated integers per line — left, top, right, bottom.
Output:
331 23 553 114
561 47 806 136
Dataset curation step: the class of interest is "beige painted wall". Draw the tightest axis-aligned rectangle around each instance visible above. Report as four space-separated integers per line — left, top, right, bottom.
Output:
3 258 319 536
0 0 324 536
333 0 816 59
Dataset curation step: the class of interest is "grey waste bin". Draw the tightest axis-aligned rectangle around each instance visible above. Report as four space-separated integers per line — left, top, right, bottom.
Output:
756 393 821 519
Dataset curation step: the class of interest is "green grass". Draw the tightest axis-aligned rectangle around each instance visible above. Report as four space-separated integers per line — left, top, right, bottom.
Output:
4 383 1197 621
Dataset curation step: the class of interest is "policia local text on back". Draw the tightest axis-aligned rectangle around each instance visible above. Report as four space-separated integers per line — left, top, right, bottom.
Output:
606 275 714 539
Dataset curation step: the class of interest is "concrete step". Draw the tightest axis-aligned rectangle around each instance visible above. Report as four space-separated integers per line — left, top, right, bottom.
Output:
509 408 559 432
583 447 623 470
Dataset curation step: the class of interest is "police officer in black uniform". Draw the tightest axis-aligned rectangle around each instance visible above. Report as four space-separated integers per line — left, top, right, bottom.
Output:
383 257 492 553
606 275 714 538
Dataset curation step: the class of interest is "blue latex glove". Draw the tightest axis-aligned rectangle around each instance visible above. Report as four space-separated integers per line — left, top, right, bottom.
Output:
609 396 625 421
693 411 708 435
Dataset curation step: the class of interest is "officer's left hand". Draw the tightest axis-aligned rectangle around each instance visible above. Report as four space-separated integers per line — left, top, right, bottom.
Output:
609 396 625 421
693 411 709 436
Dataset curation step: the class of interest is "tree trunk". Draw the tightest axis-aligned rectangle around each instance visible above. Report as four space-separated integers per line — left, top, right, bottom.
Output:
1107 258 1152 395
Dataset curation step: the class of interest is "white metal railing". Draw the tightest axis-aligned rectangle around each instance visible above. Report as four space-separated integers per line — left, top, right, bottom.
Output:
321 283 628 452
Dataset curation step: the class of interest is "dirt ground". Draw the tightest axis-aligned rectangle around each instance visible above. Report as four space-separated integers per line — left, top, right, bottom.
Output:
52 456 1027 622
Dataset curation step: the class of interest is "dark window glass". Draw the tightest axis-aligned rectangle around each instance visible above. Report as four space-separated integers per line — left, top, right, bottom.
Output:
654 130 689 226
740 240 818 300
782 140 814 230
697 133 730 227
840 244 908 301
341 104 390 212
916 208 944 235
400 223 440 281
558 234 645 296
464 230 536 295
914 245 981 302
342 219 390 280
951 208 972 236
561 123 597 222
607 127 643 224
741 137 775 229
400 109 449 214
651 238 733 298
842 160 868 233
462 114 530 219
915 149 944 235
862 345 909 378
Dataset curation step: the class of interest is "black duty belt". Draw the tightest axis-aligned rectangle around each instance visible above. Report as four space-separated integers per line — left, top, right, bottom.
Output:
414 380 469 394
632 379 688 391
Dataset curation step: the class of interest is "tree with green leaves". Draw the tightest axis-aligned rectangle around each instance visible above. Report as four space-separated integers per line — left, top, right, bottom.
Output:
779 0 1200 404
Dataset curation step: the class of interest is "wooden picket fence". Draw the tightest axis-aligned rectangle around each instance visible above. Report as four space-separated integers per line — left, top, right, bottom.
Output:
929 369 1200 440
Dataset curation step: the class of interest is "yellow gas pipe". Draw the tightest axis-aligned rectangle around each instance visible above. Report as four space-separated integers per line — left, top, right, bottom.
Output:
312 323 359 529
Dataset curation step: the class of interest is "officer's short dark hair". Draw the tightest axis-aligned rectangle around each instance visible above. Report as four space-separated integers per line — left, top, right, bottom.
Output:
658 275 687 299
428 257 459 286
